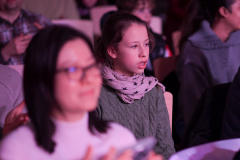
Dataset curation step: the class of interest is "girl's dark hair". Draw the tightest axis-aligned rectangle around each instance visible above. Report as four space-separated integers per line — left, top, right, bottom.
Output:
116 0 154 13
24 25 109 153
179 0 236 50
96 11 155 65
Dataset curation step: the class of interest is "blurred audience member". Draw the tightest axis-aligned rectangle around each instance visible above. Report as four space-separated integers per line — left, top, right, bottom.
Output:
163 0 190 52
0 0 51 65
221 67 240 140
0 65 24 137
0 25 137 159
76 0 107 19
116 0 173 76
176 0 240 131
22 0 79 19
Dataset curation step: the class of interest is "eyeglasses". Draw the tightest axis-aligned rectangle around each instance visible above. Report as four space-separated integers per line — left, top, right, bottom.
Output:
56 62 102 81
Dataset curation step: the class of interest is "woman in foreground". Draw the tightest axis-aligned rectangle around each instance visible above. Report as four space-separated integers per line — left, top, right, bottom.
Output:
0 25 141 159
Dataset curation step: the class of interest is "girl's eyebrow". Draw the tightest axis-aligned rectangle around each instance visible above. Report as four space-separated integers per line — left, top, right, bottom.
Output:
128 41 139 44
127 39 149 44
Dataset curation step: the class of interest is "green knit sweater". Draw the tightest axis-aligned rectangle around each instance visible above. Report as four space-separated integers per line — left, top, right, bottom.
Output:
96 85 175 160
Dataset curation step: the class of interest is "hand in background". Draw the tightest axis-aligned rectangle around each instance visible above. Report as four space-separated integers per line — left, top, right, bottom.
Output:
148 151 164 160
1 34 33 61
3 100 29 136
83 146 133 160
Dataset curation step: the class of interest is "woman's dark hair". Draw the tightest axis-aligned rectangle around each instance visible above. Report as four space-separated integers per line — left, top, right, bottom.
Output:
179 0 236 50
24 25 109 153
96 11 155 65
116 0 154 13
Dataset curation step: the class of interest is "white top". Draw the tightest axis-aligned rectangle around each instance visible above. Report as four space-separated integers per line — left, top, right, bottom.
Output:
0 113 136 160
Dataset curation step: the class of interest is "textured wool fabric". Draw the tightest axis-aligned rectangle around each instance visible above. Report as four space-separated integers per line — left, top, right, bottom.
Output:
0 113 136 159
0 65 24 128
101 63 165 103
97 85 175 160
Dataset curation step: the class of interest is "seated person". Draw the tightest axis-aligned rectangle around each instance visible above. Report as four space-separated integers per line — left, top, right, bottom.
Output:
96 12 175 160
115 0 173 76
0 0 51 65
76 0 107 19
0 64 24 131
0 25 161 160
22 0 79 19
176 0 240 129
221 67 240 140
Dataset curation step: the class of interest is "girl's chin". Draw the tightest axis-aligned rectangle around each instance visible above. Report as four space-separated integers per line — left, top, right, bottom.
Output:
134 69 145 75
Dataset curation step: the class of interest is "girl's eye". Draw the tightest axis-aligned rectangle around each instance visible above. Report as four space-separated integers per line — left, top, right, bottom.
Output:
145 43 149 47
131 45 137 48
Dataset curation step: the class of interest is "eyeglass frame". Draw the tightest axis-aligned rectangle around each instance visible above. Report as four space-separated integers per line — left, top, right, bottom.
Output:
56 61 102 82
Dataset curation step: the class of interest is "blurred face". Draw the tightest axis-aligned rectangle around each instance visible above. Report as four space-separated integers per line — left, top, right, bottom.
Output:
53 38 102 121
0 0 23 11
110 23 149 77
83 0 97 8
225 0 240 31
131 1 152 25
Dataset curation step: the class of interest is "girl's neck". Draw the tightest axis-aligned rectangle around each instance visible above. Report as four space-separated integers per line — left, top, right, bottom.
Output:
211 18 234 42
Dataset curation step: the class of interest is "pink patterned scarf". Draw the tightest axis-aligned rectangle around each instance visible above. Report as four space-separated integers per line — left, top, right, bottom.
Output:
101 64 165 103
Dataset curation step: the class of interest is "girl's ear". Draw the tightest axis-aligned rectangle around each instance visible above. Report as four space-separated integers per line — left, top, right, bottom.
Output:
107 46 117 58
219 6 230 18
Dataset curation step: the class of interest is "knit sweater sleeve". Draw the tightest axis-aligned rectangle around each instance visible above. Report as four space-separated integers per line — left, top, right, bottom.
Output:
155 86 175 159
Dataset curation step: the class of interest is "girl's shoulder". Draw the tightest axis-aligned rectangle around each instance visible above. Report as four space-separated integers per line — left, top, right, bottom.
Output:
99 85 117 99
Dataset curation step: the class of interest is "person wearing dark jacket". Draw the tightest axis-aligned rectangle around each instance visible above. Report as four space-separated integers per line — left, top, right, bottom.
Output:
221 67 240 140
176 0 240 129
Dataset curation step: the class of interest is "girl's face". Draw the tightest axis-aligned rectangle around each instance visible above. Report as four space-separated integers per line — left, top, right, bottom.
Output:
110 23 149 77
53 39 102 121
224 0 240 31
131 1 152 25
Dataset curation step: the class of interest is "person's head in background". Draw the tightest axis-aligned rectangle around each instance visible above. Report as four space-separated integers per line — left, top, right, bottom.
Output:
0 0 23 13
116 0 155 25
24 25 108 153
96 12 155 77
81 0 98 8
180 0 239 49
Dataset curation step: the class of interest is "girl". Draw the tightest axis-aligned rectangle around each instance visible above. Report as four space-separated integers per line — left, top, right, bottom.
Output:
177 0 240 127
116 0 173 76
0 25 138 159
96 12 175 160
